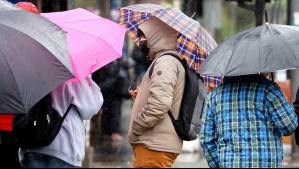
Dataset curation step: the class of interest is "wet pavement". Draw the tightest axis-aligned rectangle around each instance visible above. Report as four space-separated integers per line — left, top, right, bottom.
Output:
92 152 209 168
86 99 299 168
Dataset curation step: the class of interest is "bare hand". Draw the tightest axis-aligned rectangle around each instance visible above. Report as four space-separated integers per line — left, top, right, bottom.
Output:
129 86 139 101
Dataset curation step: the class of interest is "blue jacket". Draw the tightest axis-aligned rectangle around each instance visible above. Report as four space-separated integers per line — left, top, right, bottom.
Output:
200 74 298 168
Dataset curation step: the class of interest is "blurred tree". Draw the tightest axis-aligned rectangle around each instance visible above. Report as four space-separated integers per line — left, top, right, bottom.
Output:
225 0 271 26
75 0 96 8
182 0 203 19
214 2 236 43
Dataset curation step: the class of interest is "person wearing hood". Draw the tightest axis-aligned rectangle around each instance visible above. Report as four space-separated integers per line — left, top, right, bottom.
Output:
19 76 103 168
128 16 185 168
12 3 104 168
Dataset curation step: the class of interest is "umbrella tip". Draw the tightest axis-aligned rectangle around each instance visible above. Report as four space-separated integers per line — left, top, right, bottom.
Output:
190 12 196 19
265 10 269 24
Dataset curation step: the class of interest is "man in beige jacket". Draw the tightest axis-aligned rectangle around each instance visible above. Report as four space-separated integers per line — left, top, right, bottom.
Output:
128 16 185 168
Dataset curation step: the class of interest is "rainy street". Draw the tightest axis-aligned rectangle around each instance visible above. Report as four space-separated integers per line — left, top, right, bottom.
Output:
85 99 299 168
85 99 210 168
2 1 299 168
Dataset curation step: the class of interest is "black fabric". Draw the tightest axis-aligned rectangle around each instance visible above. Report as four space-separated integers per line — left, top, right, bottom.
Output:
149 53 207 141
12 94 73 149
92 60 133 98
0 131 23 168
293 86 299 147
115 75 134 98
131 46 148 66
92 60 127 135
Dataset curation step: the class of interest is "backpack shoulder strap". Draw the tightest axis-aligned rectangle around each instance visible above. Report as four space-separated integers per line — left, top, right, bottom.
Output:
163 53 186 69
149 59 157 79
149 53 186 78
62 104 74 119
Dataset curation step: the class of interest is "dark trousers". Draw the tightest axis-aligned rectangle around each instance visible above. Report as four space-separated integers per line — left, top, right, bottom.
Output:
101 93 123 135
0 131 23 168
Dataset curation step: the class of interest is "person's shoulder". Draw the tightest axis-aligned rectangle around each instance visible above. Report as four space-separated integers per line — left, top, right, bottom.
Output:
157 53 183 68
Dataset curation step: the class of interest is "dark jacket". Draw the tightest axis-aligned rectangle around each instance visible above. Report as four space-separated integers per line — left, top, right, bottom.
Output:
293 86 299 146
92 60 120 95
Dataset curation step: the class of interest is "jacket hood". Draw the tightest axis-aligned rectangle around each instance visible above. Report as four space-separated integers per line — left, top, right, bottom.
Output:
16 2 39 14
138 17 178 60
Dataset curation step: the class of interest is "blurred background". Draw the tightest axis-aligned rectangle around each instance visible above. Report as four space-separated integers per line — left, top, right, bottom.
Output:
7 0 299 167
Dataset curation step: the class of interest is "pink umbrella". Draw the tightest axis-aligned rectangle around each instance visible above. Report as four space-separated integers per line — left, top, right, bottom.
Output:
41 8 126 80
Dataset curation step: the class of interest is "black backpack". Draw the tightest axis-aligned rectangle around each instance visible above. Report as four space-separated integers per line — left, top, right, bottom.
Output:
149 53 208 141
12 94 73 149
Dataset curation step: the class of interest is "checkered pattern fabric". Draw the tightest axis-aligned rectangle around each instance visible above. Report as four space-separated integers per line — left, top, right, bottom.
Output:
119 3 222 88
199 75 298 168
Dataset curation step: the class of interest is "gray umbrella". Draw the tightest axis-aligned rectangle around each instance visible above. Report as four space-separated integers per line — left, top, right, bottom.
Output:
198 23 299 77
0 1 74 114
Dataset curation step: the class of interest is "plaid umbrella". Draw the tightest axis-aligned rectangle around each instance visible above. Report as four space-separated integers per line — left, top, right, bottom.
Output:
119 3 222 88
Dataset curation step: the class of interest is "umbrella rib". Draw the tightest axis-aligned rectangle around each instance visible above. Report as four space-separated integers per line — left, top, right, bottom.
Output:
277 25 299 68
223 26 263 75
60 26 104 38
62 27 123 56
0 22 69 71
47 9 100 23
127 17 149 32
0 50 24 109
154 8 214 56
159 8 198 40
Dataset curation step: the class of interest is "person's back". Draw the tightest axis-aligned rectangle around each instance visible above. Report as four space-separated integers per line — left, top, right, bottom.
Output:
19 76 103 168
200 74 298 168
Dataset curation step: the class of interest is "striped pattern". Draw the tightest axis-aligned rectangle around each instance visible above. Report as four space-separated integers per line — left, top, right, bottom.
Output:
199 74 298 168
119 3 221 88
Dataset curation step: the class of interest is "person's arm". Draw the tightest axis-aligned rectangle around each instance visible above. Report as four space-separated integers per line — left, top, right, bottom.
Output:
132 56 182 136
267 82 298 135
69 76 104 120
199 94 219 168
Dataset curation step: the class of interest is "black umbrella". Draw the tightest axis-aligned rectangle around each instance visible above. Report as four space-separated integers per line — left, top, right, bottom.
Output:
198 23 299 77
0 1 74 114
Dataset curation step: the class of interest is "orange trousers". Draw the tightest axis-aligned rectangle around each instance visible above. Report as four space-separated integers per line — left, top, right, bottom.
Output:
131 144 179 168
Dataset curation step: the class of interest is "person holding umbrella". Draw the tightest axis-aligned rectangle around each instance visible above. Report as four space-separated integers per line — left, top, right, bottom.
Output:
0 2 39 168
127 16 185 168
8 3 104 168
199 73 298 168
19 75 103 168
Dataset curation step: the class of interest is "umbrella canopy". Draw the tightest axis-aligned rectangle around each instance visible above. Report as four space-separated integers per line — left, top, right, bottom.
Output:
198 23 299 77
41 8 127 81
0 1 74 114
119 3 221 88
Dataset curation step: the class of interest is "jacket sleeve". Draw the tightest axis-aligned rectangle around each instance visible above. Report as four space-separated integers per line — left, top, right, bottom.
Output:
133 56 181 136
267 82 298 136
199 93 219 168
68 76 104 120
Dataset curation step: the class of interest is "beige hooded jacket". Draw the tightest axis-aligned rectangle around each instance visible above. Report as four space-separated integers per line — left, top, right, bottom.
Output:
128 17 185 153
